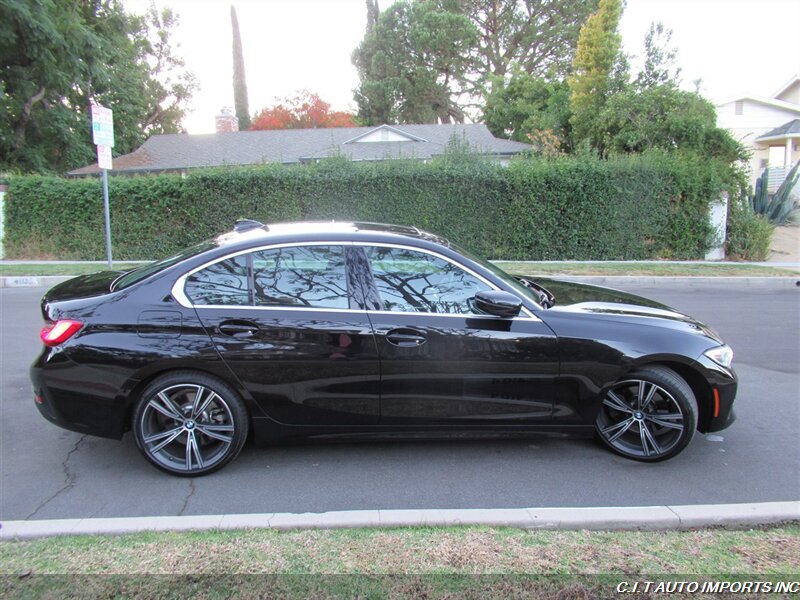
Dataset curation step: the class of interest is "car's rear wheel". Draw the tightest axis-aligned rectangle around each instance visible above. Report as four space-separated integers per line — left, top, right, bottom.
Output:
133 372 248 476
595 366 697 462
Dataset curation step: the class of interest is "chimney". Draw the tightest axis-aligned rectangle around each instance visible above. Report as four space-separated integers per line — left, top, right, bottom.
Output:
215 107 239 133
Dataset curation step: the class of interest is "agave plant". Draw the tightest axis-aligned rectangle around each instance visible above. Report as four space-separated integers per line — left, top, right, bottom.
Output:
750 160 800 224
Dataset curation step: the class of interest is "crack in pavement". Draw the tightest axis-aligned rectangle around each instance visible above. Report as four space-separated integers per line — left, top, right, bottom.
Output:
25 434 87 520
178 479 196 516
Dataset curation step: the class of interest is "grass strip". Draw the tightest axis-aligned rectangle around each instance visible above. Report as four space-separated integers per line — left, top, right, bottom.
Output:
0 263 145 277
496 261 799 277
1 261 798 278
2 525 797 574
2 525 797 598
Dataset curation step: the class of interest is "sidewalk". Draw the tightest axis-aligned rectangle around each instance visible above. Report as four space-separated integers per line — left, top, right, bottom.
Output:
2 501 798 540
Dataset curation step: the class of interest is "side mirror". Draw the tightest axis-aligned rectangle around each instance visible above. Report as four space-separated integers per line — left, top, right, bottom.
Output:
474 290 522 318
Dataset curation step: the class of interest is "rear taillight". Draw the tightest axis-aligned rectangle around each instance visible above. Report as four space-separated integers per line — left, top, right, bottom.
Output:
40 319 83 347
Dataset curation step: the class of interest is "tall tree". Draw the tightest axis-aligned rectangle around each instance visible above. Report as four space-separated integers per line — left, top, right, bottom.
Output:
127 5 198 136
467 0 597 93
250 91 357 130
598 86 744 162
567 0 624 151
635 22 681 89
365 0 380 33
0 0 196 173
483 71 572 150
230 5 250 130
352 0 478 125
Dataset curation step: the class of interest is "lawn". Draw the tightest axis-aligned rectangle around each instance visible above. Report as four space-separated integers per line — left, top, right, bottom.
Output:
496 261 799 277
0 263 145 277
1 525 798 598
1 261 798 278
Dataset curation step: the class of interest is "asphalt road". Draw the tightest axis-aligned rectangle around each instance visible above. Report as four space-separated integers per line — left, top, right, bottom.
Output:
1 281 798 521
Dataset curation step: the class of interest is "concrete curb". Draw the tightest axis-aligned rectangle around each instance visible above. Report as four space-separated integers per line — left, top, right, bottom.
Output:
2 275 799 290
0 276 72 288
1 501 797 540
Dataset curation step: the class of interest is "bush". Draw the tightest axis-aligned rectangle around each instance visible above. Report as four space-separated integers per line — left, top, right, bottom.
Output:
4 154 733 261
726 198 774 261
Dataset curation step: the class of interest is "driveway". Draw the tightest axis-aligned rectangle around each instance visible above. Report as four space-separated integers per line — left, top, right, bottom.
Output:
768 224 800 262
1 281 798 521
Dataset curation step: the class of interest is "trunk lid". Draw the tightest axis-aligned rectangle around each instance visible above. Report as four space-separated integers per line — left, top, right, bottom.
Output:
41 270 124 321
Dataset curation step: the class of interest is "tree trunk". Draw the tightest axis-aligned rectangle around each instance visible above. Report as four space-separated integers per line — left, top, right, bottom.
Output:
13 88 46 150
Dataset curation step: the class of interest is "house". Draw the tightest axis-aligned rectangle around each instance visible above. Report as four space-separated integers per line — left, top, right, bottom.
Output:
716 74 800 190
68 122 531 177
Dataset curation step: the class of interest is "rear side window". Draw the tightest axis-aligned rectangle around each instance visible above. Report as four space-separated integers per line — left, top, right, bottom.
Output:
183 245 349 309
185 255 249 305
252 246 348 309
114 241 216 290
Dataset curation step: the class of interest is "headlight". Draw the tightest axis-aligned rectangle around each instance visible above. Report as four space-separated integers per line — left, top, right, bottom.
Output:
704 344 733 368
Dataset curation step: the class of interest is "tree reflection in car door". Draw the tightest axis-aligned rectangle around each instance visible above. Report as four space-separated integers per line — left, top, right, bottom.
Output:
361 245 558 423
367 247 485 314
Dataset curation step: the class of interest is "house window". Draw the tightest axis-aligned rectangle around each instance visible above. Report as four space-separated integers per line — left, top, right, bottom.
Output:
734 101 744 115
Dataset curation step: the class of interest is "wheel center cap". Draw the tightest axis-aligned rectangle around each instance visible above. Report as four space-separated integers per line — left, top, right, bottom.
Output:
185 420 195 430
634 411 644 420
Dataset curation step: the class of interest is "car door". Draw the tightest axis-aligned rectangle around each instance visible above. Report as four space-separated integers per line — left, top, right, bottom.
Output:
182 243 380 426
355 244 559 425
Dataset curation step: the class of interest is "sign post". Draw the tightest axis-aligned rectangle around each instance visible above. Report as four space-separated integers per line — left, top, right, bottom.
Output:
91 104 114 269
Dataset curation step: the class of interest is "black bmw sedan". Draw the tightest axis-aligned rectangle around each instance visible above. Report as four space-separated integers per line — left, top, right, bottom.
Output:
31 221 736 476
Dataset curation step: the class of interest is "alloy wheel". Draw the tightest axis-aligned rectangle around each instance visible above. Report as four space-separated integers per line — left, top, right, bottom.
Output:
139 383 236 474
596 378 687 459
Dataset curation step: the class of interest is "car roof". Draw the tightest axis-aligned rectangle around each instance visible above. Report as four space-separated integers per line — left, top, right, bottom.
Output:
213 220 451 249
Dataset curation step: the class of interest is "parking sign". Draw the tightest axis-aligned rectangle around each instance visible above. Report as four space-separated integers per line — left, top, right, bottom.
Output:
96 145 112 170
91 105 114 147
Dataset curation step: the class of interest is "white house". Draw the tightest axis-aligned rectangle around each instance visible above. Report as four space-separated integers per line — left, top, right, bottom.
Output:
716 74 800 190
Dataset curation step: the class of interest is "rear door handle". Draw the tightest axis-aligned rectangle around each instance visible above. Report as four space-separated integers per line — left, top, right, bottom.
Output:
386 329 426 347
218 321 259 338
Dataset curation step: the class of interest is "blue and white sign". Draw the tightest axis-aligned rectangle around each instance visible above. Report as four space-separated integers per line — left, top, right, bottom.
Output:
91 104 114 148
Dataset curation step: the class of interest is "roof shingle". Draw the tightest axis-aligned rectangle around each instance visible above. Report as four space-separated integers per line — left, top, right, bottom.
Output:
756 119 800 140
68 123 531 176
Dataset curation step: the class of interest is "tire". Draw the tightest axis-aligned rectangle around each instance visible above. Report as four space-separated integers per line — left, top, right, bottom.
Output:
133 371 249 476
595 366 697 462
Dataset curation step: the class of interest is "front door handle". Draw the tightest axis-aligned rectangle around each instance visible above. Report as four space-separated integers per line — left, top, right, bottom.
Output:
218 321 259 338
386 328 426 347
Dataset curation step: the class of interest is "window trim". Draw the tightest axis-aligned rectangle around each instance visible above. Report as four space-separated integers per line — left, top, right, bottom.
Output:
354 242 536 319
174 241 354 310
171 241 538 321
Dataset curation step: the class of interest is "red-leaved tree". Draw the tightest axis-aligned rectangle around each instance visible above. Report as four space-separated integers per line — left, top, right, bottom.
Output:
250 91 357 130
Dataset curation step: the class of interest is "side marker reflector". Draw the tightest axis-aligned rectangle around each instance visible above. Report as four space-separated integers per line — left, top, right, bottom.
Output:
713 388 720 418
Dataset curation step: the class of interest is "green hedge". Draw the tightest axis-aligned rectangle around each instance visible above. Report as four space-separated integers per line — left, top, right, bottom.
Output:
726 197 774 261
3 154 732 260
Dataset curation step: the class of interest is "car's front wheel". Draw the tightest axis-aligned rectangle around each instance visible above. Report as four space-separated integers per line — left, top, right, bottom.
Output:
133 372 248 476
595 366 697 462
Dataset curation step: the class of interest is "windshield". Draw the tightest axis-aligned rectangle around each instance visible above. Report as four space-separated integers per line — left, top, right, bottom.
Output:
112 241 216 290
451 242 544 308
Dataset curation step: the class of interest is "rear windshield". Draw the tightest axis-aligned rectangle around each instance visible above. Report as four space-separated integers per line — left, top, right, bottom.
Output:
112 241 216 290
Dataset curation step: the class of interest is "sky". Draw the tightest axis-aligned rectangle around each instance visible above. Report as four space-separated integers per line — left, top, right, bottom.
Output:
124 0 800 135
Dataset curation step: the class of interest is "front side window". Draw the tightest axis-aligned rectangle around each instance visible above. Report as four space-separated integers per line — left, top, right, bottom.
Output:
251 246 349 309
365 246 491 314
185 255 249 306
